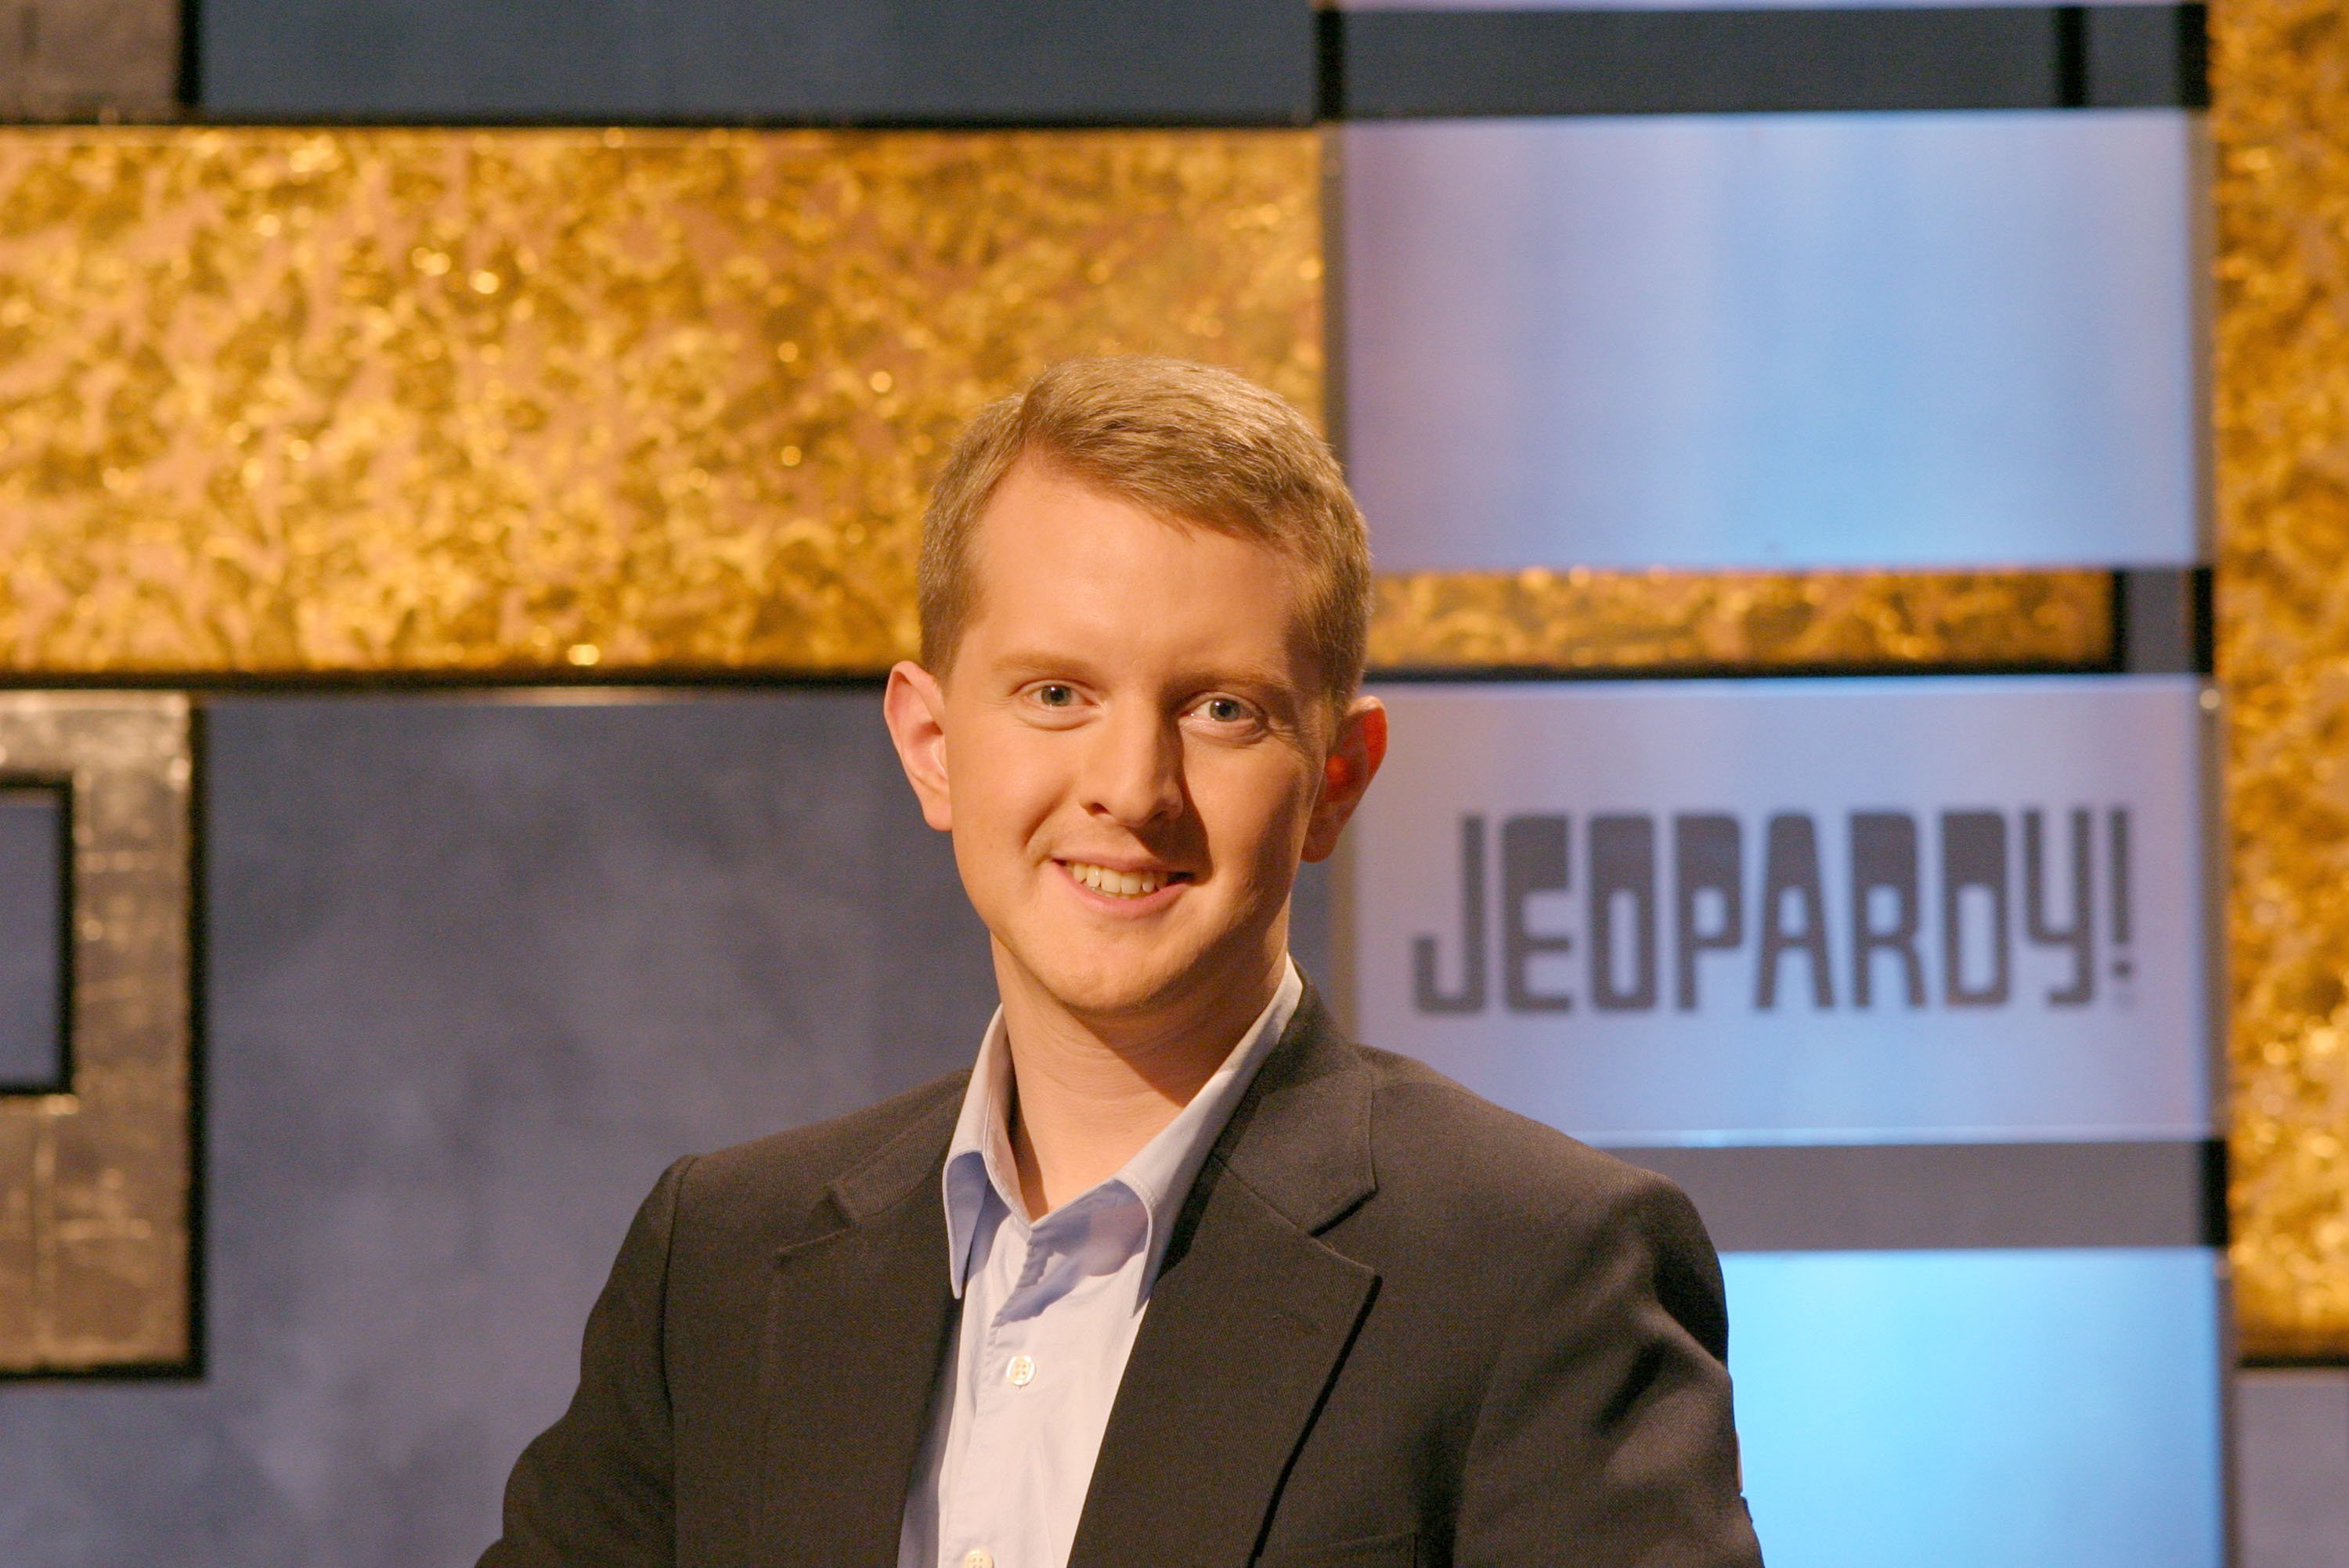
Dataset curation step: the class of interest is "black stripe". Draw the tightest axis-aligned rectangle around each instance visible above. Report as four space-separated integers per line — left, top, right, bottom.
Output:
1330 5 2208 119
1613 1138 2225 1251
2087 2 2209 108
198 0 1318 126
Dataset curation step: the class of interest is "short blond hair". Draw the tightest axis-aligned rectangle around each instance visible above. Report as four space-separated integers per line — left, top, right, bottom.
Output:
918 357 1371 708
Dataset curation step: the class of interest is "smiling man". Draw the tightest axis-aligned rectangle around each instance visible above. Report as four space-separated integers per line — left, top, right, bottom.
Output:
482 359 1763 1568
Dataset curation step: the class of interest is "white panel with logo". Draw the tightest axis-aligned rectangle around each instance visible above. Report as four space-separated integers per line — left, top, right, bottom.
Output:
1346 676 2210 1146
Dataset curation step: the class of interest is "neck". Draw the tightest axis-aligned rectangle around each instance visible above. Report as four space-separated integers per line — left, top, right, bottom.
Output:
994 939 1287 1219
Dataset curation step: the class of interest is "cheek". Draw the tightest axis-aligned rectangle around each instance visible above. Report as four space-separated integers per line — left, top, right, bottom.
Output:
946 723 1070 846
1193 752 1319 871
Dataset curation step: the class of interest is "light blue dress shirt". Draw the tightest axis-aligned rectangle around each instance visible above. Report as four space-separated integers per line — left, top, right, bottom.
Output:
896 959 1304 1568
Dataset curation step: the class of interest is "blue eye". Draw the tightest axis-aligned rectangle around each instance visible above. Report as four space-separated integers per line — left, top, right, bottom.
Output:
1203 697 1246 723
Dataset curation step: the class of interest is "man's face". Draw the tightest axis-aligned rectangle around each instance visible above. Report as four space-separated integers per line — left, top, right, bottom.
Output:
884 459 1384 1026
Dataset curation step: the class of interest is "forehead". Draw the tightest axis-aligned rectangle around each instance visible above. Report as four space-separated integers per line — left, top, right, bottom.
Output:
962 460 1312 677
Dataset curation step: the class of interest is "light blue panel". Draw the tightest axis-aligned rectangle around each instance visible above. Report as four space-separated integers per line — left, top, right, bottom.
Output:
1342 111 2202 570
1722 1248 2225 1568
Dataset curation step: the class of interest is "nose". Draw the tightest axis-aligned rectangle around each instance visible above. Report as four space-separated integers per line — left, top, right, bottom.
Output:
1079 702 1186 830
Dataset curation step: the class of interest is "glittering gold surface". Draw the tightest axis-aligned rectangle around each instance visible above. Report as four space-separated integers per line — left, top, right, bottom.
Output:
0 694 190 1372
2214 0 2349 1360
1366 568 2113 672
0 127 1322 676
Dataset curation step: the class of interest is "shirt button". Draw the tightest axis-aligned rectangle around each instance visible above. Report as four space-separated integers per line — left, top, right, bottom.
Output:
1006 1354 1036 1387
965 1551 994 1568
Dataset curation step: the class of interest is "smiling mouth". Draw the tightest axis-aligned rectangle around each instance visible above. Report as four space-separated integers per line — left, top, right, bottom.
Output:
1062 860 1193 899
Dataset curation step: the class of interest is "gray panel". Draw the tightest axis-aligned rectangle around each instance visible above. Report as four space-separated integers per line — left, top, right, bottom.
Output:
2238 1369 2349 1568
0 788 63 1089
1348 677 2211 1144
1620 1138 2222 1251
2122 565 2214 672
1341 111 2203 570
199 0 1315 124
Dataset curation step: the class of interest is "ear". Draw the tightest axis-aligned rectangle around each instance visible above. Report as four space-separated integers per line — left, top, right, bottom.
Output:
1301 695 1387 863
882 660 955 834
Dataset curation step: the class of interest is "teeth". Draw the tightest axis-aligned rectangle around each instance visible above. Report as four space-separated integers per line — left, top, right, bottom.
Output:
1067 862 1170 898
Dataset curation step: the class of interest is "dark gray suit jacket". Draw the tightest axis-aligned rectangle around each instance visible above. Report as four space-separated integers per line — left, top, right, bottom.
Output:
482 987 1764 1567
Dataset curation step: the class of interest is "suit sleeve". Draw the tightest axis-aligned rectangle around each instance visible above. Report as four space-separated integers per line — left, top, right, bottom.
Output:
1453 1169 1764 1567
478 1155 695 1568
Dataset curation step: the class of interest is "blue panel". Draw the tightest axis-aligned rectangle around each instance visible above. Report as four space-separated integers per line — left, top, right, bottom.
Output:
1723 1248 2225 1568
0 788 63 1088
1342 111 2203 570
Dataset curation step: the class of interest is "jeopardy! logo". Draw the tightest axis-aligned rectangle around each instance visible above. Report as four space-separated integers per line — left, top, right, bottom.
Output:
1409 807 2138 1015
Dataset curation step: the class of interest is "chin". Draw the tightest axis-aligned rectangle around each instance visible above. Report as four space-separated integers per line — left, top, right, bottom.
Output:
1002 925 1209 1019
1030 953 1192 1018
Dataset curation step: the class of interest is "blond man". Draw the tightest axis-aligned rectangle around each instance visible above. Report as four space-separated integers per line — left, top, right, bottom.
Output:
482 358 1762 1568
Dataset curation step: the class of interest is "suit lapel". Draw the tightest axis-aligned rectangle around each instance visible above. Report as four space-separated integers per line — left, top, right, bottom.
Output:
1068 990 1381 1568
753 1094 962 1568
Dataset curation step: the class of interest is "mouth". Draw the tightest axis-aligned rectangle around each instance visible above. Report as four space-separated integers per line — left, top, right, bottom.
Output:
1059 860 1195 900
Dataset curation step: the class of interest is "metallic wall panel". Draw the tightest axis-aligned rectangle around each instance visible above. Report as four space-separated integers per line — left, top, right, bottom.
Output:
0 694 189 1372
1366 566 2114 672
0 126 1321 677
1341 111 2203 571
0 788 63 1088
1725 1247 2225 1567
199 0 1315 125
1347 678 2210 1144
2214 0 2349 1360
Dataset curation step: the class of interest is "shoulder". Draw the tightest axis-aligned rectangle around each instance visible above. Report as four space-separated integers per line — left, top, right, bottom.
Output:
1344 1046 1722 1330
666 1069 969 1246
1354 1045 1670 1219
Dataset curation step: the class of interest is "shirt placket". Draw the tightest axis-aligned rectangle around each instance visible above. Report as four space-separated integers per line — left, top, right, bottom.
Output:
947 1219 1069 1568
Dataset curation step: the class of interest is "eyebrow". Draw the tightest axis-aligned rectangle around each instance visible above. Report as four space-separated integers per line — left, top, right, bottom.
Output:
988 650 1107 685
987 651 1304 702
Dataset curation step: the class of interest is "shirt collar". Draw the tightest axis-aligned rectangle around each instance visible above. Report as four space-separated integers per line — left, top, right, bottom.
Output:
940 957 1304 1303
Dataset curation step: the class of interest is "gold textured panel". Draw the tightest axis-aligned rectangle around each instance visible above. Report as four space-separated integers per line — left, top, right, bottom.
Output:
2216 0 2349 1360
1367 568 2114 672
0 694 190 1372
0 126 1322 676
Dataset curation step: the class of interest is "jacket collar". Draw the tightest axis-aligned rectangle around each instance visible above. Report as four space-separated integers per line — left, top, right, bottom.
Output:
816 974 1373 1243
1189 979 1379 1239
1069 983 1384 1568
755 1084 965 1568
